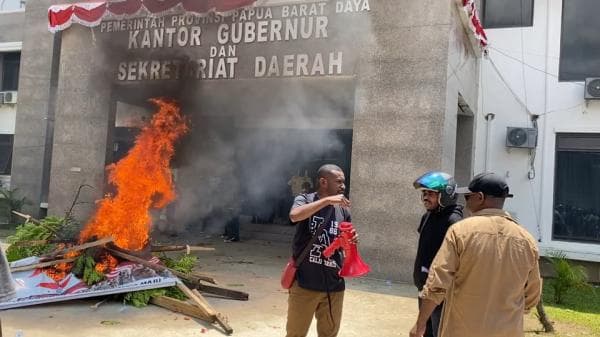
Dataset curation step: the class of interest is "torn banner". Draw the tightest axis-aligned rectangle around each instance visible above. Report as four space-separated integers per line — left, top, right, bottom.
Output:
0 258 177 310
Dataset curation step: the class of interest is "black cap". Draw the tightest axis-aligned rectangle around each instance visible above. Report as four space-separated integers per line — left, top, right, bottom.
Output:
456 172 514 198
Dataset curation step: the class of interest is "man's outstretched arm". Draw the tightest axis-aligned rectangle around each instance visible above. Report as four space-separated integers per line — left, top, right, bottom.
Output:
289 194 350 223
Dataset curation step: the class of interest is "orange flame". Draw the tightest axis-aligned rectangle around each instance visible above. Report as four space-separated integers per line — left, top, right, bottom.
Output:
95 254 118 273
43 246 79 281
44 263 71 282
79 98 188 251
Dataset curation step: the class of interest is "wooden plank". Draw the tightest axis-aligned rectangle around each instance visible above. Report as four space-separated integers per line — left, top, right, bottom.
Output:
149 296 212 321
11 239 75 247
196 283 249 301
11 210 41 225
40 237 113 261
105 245 217 285
150 245 215 253
106 246 232 334
191 288 233 335
185 272 217 285
104 246 187 278
215 313 234 335
9 257 77 272
176 282 216 317
191 289 216 315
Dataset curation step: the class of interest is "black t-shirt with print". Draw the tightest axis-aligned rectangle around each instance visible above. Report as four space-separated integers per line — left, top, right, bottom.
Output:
291 193 351 292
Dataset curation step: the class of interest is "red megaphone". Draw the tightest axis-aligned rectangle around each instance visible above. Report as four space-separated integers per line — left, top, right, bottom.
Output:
323 222 371 277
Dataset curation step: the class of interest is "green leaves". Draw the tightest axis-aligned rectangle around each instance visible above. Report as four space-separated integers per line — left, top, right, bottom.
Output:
5 216 81 262
161 254 197 274
72 253 105 285
122 254 195 307
546 250 591 304
122 286 187 307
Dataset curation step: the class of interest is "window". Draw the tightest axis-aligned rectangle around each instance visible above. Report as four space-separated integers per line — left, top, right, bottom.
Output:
1 52 20 91
0 0 25 12
553 133 600 243
559 0 600 81
0 135 13 175
482 0 534 28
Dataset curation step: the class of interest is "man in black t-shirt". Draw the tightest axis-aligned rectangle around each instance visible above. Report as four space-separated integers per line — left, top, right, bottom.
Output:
285 164 353 337
412 171 463 337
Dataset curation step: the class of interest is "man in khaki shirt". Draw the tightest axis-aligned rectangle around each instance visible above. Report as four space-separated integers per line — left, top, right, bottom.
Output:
410 172 542 337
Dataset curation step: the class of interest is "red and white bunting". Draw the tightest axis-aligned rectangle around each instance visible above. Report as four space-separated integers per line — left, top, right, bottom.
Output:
461 0 488 48
48 0 258 32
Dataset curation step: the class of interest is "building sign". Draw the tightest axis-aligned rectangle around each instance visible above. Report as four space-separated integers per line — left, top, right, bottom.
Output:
96 1 372 82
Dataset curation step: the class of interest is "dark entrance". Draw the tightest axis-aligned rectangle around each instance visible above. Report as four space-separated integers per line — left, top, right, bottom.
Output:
107 78 355 235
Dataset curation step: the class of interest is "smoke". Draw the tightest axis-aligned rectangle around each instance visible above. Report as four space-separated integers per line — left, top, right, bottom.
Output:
89 2 376 235
170 78 352 234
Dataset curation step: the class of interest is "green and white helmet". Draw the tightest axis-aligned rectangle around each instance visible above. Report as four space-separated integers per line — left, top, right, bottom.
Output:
413 171 458 207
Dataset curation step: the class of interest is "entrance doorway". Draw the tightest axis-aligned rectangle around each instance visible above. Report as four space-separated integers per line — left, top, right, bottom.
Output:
454 94 474 187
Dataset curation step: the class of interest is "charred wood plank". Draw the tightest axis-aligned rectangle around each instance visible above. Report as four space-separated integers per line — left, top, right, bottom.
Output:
40 237 113 261
11 239 76 247
10 257 77 273
150 244 215 253
106 244 217 285
105 246 183 276
195 283 249 301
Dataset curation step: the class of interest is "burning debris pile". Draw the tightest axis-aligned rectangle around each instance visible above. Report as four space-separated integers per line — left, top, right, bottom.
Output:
1 99 247 335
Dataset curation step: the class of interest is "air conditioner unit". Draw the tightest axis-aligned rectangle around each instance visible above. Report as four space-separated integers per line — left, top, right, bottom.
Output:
506 127 537 149
0 91 17 104
585 78 600 99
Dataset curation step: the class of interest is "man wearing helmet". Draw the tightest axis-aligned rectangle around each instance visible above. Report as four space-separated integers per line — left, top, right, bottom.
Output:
412 171 464 337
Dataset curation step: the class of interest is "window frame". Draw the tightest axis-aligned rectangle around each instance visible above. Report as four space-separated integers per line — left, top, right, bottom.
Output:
0 134 14 176
552 133 600 244
1 52 20 91
558 0 600 82
481 0 535 29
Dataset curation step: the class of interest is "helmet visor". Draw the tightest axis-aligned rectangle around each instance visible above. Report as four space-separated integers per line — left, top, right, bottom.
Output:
413 172 449 191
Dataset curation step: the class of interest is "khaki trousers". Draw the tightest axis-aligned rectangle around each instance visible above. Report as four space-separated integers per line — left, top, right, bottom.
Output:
285 282 344 337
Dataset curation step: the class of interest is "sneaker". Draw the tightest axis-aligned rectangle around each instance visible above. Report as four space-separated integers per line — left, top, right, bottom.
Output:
223 237 240 243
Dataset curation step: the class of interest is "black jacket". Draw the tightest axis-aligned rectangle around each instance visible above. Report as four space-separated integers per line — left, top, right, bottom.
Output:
413 204 464 290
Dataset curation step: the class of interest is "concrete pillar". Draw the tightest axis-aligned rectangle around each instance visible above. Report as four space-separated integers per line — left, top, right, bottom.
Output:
10 1 55 218
350 0 453 281
48 25 112 222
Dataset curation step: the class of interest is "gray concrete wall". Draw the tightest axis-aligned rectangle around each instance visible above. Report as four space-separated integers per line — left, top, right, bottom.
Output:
0 11 24 43
349 0 454 281
441 3 480 176
47 25 112 221
9 1 56 217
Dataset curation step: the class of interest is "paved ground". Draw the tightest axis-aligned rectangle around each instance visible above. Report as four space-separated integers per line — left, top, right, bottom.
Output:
1 235 419 337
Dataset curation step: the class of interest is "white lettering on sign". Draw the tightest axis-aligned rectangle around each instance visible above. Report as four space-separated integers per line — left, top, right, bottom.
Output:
107 2 373 80
231 7 273 22
281 3 327 18
117 57 239 81
216 17 328 44
128 26 201 49
100 17 166 33
335 0 371 13
254 52 343 78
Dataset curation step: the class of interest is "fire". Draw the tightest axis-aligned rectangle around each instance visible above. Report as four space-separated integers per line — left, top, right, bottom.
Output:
79 98 188 251
95 254 118 273
45 263 72 282
44 247 80 281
